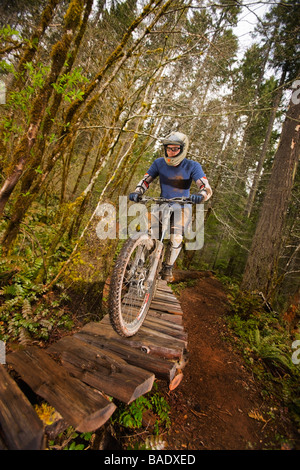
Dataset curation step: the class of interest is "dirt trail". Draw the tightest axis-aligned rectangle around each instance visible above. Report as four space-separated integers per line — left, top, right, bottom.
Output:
162 271 299 450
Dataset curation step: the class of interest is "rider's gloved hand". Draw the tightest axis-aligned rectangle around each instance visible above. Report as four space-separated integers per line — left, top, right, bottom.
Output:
129 192 141 202
190 193 204 204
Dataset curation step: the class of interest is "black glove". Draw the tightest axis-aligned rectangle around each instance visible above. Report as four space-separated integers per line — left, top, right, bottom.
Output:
190 193 204 204
129 192 141 202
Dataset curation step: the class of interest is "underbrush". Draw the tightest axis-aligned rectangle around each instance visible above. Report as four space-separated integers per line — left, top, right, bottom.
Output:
110 382 171 450
220 278 300 433
37 382 171 450
0 253 74 345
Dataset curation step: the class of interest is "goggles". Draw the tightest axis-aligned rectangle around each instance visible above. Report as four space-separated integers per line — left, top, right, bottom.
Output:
166 146 181 152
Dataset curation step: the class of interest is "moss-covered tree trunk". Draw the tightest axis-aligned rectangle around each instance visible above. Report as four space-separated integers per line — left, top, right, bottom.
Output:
0 0 85 218
241 89 300 297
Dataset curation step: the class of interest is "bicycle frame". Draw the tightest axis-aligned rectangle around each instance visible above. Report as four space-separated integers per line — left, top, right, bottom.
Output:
140 197 193 288
109 196 195 336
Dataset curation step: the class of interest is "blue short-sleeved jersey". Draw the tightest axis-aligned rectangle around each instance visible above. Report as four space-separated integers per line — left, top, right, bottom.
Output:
146 157 205 198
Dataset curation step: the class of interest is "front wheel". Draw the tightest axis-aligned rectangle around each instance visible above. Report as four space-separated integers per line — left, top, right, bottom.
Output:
109 234 159 337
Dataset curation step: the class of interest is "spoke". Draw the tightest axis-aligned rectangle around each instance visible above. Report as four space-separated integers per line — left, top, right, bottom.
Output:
120 243 153 327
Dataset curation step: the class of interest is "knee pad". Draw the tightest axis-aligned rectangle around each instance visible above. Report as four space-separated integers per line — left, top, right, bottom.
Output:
170 233 183 249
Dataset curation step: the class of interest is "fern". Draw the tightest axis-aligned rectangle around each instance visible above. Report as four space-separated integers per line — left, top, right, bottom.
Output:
22 299 32 319
18 327 32 346
0 220 74 344
0 284 18 296
250 328 295 374
22 257 43 281
144 435 166 450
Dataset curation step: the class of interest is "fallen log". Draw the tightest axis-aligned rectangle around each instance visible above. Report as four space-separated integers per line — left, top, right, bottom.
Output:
0 365 44 450
81 321 185 360
48 336 154 404
73 331 177 382
7 347 116 432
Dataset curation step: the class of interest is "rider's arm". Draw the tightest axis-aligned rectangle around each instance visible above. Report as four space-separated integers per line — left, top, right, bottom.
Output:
129 173 154 201
195 176 212 201
129 160 159 201
134 173 154 196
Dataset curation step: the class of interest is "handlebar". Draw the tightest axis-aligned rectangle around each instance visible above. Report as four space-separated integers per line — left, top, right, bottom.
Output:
140 196 194 205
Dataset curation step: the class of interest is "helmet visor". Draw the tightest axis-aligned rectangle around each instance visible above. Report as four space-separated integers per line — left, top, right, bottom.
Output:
162 135 185 147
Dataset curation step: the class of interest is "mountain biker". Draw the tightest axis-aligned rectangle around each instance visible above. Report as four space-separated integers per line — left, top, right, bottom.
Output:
129 131 212 282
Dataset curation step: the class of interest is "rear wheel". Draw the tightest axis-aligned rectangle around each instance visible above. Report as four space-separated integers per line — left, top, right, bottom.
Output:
109 234 159 337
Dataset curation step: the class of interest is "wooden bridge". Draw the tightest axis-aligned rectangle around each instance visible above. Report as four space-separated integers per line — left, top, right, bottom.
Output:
0 280 188 450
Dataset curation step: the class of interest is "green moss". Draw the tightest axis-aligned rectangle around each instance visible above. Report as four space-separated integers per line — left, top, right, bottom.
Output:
41 0 60 30
64 0 84 30
51 35 72 66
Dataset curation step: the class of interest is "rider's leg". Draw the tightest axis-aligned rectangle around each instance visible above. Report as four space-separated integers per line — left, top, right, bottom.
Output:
162 232 183 281
161 204 192 281
161 206 184 281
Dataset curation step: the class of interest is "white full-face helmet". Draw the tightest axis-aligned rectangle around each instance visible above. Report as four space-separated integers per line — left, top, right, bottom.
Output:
161 132 189 166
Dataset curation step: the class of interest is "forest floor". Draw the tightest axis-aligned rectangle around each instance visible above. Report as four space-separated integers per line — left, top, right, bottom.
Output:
44 268 300 451
156 271 300 451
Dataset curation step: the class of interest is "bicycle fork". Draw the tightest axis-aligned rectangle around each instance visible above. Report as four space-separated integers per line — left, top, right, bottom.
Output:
145 204 171 288
145 240 164 288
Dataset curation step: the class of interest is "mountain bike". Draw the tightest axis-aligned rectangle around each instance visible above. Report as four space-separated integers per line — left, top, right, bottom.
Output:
108 196 194 337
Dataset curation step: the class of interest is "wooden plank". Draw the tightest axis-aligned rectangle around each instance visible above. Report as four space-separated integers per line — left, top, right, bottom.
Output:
151 300 183 315
156 288 174 295
142 317 187 343
149 300 183 315
48 336 154 404
121 296 182 317
121 290 181 312
100 315 187 351
152 296 182 307
155 290 177 299
147 309 183 325
7 347 116 433
154 287 178 296
100 314 187 348
139 324 187 348
143 314 185 332
101 313 184 335
153 299 182 309
153 291 180 302
0 365 44 450
156 288 175 297
153 286 182 308
80 321 184 360
73 331 177 382
157 280 173 292
153 296 182 308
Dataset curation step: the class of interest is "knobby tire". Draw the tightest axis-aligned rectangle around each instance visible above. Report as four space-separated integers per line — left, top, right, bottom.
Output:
109 234 159 337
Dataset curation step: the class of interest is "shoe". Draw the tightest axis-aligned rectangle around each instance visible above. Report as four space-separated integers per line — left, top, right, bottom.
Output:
161 264 174 282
